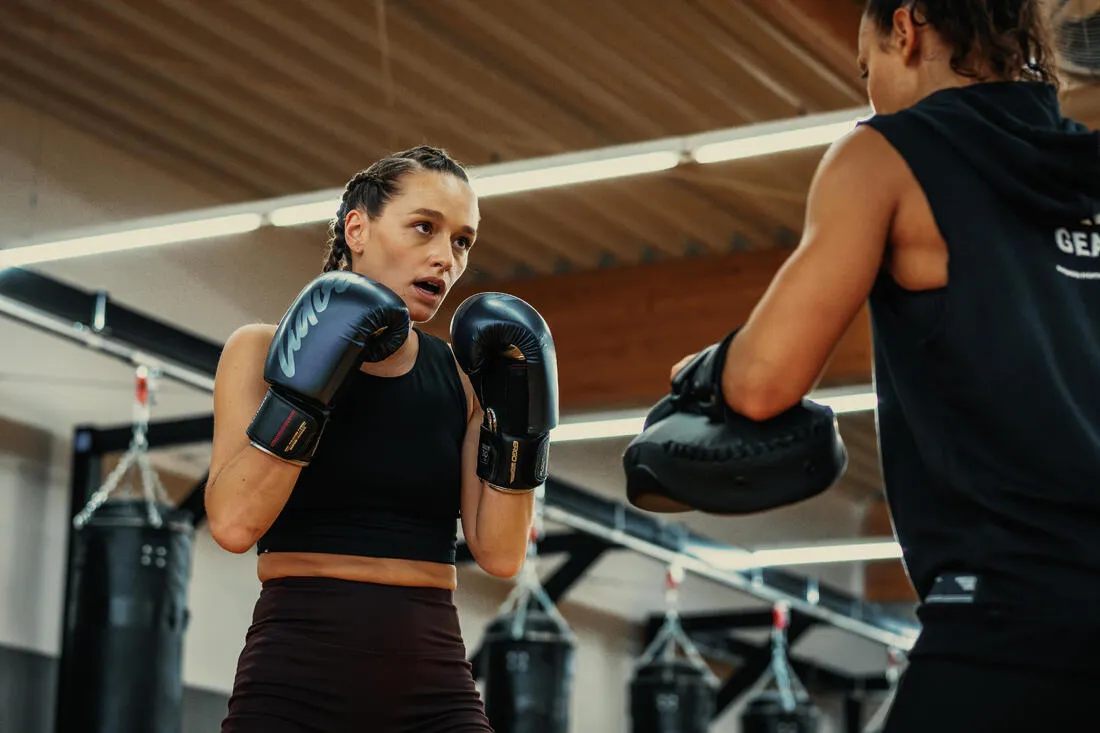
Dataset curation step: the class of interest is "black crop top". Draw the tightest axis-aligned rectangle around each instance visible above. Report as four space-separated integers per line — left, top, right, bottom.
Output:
257 329 469 564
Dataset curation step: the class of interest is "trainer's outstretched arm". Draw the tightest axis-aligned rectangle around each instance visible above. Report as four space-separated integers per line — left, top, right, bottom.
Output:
720 126 902 420
205 324 302 554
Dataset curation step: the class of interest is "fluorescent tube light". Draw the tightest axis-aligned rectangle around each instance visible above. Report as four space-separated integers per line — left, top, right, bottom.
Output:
0 214 263 268
269 199 342 227
811 385 878 414
689 539 902 571
694 120 861 164
549 385 876 444
551 416 648 443
2 106 871 264
471 151 681 197
746 540 902 568
266 152 682 228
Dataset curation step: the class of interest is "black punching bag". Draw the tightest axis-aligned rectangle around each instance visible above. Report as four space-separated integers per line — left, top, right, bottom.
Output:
58 499 194 733
740 691 821 733
630 658 716 733
482 606 575 733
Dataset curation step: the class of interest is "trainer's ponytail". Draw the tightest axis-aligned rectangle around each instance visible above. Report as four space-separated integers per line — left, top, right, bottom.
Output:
863 0 1059 88
320 145 471 273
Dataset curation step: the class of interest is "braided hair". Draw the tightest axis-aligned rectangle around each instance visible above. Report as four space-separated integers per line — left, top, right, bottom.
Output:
322 145 471 273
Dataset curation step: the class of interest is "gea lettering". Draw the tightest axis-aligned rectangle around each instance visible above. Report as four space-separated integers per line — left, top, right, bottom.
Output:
1055 227 1100 258
278 276 353 378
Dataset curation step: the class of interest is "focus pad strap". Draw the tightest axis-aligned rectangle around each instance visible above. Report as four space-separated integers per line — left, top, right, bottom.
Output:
668 328 739 422
246 389 326 466
623 399 847 515
477 424 550 491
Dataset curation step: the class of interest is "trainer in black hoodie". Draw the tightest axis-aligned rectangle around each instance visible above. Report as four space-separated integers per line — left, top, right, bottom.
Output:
665 74 1100 673
661 3 1100 724
861 80 1100 669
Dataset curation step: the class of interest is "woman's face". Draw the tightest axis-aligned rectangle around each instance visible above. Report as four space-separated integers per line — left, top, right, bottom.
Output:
345 170 479 323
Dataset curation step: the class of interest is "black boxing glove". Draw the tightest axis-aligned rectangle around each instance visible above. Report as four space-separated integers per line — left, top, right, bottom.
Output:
247 271 410 465
450 292 559 492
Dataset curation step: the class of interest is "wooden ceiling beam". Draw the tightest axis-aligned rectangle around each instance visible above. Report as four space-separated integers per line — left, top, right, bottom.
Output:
746 0 865 99
422 249 873 415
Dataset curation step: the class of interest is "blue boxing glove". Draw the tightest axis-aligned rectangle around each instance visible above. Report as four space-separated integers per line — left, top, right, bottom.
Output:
247 271 410 465
450 292 559 492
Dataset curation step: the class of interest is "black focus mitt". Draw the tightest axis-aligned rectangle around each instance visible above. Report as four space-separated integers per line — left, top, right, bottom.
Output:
622 330 848 515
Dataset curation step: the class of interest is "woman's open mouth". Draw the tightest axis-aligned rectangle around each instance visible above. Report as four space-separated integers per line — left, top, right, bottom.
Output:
413 279 444 301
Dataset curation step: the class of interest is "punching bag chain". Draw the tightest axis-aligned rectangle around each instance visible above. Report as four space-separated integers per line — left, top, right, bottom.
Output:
74 365 170 530
634 563 719 687
768 601 811 713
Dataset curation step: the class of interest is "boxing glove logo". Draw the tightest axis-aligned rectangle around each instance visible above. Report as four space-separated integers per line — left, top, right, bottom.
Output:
509 440 519 484
277 276 352 379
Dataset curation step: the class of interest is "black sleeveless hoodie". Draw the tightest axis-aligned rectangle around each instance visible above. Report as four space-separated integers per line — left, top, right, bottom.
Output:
861 82 1100 665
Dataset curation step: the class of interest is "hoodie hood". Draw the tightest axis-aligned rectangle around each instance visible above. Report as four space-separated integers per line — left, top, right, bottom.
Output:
887 82 1100 221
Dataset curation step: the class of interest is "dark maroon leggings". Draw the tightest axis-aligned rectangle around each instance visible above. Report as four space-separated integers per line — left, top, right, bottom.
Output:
221 577 493 733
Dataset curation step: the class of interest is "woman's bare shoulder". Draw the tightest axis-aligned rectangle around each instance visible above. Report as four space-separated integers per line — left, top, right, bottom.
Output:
219 323 277 368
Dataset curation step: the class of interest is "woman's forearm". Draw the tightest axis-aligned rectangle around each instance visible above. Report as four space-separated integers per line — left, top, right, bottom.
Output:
205 446 303 553
470 486 535 577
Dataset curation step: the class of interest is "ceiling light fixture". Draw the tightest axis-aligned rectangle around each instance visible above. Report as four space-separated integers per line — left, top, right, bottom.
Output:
688 538 902 571
0 213 264 269
2 107 871 267
549 384 876 444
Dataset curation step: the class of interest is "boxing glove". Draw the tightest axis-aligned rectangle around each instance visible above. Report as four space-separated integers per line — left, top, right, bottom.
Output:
247 271 410 465
450 292 559 492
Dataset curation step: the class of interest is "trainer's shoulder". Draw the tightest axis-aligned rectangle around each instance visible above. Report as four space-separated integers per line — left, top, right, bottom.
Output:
831 122 900 161
818 123 909 191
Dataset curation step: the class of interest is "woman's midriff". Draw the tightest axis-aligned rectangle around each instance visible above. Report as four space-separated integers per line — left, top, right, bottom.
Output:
257 551 457 590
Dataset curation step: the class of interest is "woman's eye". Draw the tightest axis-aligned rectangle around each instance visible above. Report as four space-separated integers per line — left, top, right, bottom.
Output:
455 238 472 250
415 222 432 235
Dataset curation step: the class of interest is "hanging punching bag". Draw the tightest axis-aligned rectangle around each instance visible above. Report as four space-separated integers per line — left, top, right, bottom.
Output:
740 691 821 733
630 657 716 733
58 499 194 733
481 606 576 733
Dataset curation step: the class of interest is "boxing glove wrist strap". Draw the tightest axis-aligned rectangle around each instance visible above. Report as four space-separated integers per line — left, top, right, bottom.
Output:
246 389 327 467
477 423 550 493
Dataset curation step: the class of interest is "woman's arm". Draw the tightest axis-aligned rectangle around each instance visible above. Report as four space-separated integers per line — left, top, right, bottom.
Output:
204 324 303 554
454 364 535 579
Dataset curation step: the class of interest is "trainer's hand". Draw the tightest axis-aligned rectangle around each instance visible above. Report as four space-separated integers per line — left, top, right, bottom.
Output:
670 352 698 381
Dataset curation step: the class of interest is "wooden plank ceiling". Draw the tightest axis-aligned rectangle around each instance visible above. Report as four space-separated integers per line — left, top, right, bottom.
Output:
3 0 1097 283
1 0 868 284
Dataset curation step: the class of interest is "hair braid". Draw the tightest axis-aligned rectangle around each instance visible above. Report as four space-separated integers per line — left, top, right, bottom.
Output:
320 146 470 273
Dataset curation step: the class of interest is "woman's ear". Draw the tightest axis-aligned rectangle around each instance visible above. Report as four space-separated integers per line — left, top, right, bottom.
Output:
892 6 922 63
343 208 370 257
